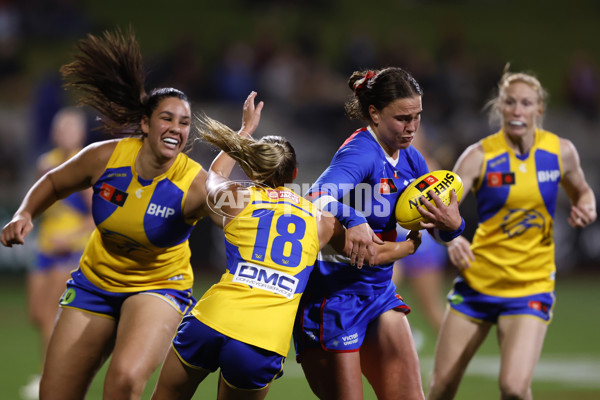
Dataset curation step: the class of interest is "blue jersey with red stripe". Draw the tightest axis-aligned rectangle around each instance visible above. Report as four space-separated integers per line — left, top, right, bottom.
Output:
307 127 428 295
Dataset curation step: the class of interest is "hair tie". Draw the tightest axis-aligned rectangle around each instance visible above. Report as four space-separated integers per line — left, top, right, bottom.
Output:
353 70 377 92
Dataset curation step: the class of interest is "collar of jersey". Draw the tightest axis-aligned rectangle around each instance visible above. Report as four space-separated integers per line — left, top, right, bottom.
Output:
366 126 399 167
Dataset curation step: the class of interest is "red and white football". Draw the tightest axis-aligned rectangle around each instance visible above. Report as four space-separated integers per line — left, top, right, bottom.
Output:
395 170 463 230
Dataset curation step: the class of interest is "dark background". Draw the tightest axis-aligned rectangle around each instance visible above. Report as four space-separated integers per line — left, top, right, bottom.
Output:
1 0 599 275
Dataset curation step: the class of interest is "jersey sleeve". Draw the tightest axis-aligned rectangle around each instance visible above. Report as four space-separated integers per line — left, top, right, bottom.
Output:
307 140 374 228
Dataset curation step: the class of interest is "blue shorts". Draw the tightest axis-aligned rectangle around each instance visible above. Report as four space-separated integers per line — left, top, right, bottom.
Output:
397 229 447 278
36 251 82 272
59 269 196 319
448 277 555 324
293 281 410 360
172 314 285 390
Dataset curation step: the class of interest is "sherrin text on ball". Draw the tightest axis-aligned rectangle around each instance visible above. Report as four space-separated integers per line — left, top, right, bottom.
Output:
395 170 463 230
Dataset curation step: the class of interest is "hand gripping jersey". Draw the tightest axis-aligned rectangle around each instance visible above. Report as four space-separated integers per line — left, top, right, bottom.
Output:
80 137 201 292
191 186 320 356
37 148 91 255
464 129 562 297
307 127 428 295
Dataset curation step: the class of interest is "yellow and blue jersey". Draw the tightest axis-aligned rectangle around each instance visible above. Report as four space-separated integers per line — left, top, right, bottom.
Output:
464 129 562 297
37 148 91 256
192 186 320 356
79 137 201 292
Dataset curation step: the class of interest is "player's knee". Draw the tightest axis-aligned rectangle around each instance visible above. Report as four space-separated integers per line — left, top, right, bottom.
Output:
499 378 531 400
426 371 460 400
104 363 149 399
28 306 45 327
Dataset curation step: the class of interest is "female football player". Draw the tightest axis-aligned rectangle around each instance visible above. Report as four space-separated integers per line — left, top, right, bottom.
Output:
293 67 464 400
151 99 423 400
1 29 260 400
427 65 597 400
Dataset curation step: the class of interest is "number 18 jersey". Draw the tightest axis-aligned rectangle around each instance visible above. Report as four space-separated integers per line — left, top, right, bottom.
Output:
191 186 320 356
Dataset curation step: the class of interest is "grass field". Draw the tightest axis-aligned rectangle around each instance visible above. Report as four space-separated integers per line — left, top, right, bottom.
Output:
1 270 599 399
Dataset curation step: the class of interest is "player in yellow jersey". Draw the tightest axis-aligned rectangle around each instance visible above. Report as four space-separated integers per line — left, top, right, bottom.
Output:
152 100 423 400
0 29 260 400
427 66 597 400
20 107 94 400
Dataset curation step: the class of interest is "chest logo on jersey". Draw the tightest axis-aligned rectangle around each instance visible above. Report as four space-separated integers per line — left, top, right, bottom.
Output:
147 203 175 218
379 178 398 194
233 262 299 299
538 170 560 183
501 208 545 238
486 172 515 187
99 183 128 206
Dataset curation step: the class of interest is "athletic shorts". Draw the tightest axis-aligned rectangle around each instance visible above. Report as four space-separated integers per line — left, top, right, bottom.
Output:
293 281 410 360
59 268 196 319
172 314 285 390
36 251 82 272
448 277 555 324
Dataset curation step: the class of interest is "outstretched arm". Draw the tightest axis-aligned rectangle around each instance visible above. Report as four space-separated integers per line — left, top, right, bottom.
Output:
307 142 384 268
371 230 421 265
208 91 263 179
1 140 113 247
203 92 264 227
324 216 422 267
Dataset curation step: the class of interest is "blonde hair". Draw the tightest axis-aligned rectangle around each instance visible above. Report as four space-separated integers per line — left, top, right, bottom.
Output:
485 63 548 128
197 115 297 188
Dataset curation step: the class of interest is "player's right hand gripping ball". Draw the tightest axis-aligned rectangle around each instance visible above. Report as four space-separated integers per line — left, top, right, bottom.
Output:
395 170 463 230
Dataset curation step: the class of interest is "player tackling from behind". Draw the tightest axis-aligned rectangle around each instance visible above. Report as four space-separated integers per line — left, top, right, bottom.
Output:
427 65 597 400
151 94 423 400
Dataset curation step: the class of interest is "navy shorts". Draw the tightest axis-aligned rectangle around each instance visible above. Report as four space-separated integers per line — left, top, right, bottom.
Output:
172 314 285 390
293 281 410 360
59 268 196 319
448 277 555 324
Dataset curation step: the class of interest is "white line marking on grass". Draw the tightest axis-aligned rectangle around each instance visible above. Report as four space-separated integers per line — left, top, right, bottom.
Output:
420 355 600 388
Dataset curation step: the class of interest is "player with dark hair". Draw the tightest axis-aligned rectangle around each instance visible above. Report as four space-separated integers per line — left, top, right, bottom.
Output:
1 29 259 400
151 101 423 400
427 66 597 400
293 67 464 399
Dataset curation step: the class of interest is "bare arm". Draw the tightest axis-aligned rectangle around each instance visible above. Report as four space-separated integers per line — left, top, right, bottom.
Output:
185 92 264 226
1 140 116 247
316 209 338 250
445 143 484 270
415 144 482 235
326 216 421 266
371 230 421 265
453 142 484 199
183 168 209 223
203 92 264 227
209 91 264 178
560 138 597 228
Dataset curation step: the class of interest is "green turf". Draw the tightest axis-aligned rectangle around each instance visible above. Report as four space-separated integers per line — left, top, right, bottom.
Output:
1 271 599 399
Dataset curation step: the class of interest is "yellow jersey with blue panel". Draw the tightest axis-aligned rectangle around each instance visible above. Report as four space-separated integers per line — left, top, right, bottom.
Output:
79 137 201 292
192 186 320 356
37 148 91 256
463 129 562 297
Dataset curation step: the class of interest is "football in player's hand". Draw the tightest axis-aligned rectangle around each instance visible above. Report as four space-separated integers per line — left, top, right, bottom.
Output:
395 170 463 230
